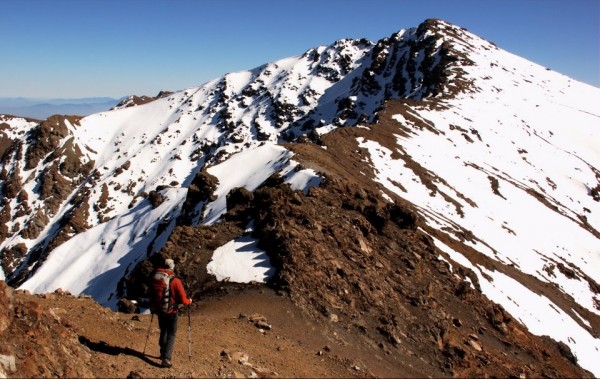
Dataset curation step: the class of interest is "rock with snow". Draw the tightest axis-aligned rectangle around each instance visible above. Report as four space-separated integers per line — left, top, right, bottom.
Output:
0 18 598 377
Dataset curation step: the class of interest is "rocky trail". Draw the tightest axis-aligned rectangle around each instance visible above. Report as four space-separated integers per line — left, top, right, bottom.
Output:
1 111 596 378
4 282 429 378
1 18 599 378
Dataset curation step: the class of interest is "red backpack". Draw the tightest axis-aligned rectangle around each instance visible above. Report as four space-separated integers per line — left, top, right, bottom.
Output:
150 270 174 313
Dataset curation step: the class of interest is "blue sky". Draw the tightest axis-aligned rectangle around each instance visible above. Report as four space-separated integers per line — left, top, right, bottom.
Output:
1 0 598 98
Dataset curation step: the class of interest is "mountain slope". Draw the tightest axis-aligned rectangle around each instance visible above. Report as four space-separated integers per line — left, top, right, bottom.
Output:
0 19 599 376
1 18 468 291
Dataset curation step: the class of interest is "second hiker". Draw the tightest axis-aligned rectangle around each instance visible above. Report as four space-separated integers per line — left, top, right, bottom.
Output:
149 256 192 368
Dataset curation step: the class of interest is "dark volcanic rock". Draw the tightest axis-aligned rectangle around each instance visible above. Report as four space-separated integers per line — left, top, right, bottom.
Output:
0 18 596 379
124 170 592 377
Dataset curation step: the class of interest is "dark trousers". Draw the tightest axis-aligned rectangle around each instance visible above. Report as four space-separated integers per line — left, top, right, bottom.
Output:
157 312 178 361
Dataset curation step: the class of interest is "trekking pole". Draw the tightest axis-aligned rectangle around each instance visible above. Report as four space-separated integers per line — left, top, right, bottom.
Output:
187 306 192 361
143 313 154 356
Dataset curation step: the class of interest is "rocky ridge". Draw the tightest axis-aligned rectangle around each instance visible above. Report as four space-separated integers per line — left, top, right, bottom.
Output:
0 19 478 286
0 18 598 377
137 143 592 377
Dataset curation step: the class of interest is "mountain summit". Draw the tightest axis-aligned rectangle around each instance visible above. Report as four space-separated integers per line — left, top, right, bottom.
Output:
0 19 599 376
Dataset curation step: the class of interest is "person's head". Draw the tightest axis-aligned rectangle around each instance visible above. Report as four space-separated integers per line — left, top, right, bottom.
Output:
164 258 175 270
150 252 166 269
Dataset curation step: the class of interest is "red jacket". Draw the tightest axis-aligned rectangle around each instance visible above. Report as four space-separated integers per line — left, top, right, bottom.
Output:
152 268 192 314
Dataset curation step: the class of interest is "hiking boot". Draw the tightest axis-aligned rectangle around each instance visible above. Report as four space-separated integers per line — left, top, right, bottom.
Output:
161 359 172 368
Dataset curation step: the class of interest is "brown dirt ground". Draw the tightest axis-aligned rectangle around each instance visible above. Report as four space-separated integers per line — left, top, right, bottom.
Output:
25 285 416 378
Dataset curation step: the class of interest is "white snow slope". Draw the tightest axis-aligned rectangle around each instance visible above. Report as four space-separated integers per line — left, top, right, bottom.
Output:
358 28 600 374
0 19 598 375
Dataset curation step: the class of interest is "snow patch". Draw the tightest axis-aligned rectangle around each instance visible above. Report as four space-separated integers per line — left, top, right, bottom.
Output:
280 161 322 194
206 235 275 283
203 144 322 224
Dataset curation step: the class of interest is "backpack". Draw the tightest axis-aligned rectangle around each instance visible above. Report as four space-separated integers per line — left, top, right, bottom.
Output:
151 271 174 313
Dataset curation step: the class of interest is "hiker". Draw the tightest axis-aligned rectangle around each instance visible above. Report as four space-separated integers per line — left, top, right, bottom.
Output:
149 257 192 368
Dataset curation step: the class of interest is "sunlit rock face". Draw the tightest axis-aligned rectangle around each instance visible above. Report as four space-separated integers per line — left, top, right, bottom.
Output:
0 18 599 377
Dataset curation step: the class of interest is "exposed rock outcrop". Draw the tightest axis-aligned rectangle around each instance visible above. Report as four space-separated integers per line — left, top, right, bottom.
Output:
0 282 93 377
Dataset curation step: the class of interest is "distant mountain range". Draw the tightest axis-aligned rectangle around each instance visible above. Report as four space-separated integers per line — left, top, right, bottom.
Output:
0 97 122 119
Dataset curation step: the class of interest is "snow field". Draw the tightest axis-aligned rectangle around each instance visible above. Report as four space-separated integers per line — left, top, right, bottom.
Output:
4 19 599 376
434 237 600 376
358 43 600 374
21 188 187 307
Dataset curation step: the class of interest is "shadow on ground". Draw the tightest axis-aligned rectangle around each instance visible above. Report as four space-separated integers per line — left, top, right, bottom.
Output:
78 336 163 368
